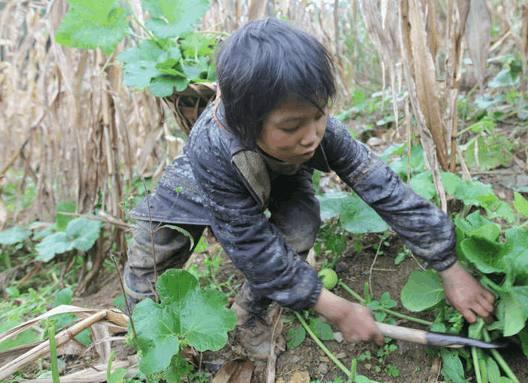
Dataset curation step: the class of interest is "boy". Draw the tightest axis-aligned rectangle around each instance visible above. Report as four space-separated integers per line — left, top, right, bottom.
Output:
124 18 495 359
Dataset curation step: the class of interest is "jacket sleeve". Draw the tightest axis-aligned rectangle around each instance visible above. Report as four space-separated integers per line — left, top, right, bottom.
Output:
188 128 322 310
324 118 457 271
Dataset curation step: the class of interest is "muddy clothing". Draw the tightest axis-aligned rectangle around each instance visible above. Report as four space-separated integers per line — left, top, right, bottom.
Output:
125 101 456 312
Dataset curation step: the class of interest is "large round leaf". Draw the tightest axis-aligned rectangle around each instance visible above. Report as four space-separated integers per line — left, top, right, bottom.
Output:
401 270 444 312
0 227 31 246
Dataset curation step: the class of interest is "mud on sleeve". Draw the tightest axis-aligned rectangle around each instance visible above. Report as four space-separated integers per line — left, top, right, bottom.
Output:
324 118 457 271
188 132 322 310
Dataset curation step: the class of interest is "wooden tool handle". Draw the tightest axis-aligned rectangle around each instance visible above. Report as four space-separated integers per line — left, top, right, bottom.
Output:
376 322 428 345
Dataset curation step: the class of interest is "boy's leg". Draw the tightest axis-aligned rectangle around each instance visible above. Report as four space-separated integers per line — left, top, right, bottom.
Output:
123 220 205 308
233 169 321 359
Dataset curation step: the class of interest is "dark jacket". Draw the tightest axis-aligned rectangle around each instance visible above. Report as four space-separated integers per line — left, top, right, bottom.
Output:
131 102 456 310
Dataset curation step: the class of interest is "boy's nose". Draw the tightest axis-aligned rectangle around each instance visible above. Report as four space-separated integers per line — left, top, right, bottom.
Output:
300 125 318 147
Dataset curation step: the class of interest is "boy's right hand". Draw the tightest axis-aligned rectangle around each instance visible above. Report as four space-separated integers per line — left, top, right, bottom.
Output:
314 288 384 346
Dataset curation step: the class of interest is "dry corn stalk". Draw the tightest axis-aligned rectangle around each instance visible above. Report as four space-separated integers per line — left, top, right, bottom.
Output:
0 305 128 380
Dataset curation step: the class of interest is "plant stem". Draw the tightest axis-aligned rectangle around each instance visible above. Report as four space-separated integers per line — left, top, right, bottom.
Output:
48 321 60 383
347 358 357 383
294 312 351 378
472 347 482 383
338 281 433 326
483 329 519 383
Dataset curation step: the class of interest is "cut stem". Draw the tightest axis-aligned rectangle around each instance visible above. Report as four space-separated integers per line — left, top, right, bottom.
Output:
338 281 433 326
472 347 482 383
483 329 519 383
294 312 351 377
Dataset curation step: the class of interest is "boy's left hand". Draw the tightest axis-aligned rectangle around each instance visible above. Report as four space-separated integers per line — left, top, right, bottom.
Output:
439 261 495 323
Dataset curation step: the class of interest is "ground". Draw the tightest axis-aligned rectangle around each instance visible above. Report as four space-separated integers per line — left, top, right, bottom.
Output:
75 230 528 383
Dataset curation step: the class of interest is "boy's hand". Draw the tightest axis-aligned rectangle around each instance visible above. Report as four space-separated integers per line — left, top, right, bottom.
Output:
314 289 384 345
439 261 495 323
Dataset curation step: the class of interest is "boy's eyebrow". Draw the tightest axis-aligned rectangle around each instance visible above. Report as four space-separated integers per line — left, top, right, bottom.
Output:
276 116 304 124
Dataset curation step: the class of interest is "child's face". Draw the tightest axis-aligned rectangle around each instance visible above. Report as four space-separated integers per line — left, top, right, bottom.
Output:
258 98 327 165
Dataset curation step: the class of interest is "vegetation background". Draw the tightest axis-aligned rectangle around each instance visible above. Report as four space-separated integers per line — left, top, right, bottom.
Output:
0 0 527 382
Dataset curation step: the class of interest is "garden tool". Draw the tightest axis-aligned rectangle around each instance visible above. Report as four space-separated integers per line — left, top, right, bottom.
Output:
376 322 506 349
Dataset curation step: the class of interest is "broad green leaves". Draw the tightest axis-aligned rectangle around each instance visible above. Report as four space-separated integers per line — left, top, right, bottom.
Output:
0 226 31 246
441 172 514 222
55 0 215 97
463 135 513 171
36 217 102 262
55 0 129 54
118 33 216 96
440 350 466 383
318 192 388 233
132 269 235 378
401 270 444 312
453 212 528 337
142 0 210 38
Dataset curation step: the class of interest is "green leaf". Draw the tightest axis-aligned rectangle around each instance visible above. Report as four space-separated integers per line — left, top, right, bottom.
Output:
118 40 166 89
518 328 528 357
66 217 102 251
157 269 198 304
460 237 506 274
409 171 436 200
180 32 216 58
55 201 76 231
35 217 100 261
181 57 209 81
498 287 528 336
486 357 501 382
286 325 306 349
309 318 334 341
142 0 210 38
54 287 73 306
513 192 528 217
401 270 444 312
379 292 397 309
463 135 513 171
441 350 466 383
149 76 188 96
454 212 500 242
441 172 495 207
0 226 31 246
133 270 235 377
55 0 129 55
36 232 74 262
140 335 180 375
318 192 388 233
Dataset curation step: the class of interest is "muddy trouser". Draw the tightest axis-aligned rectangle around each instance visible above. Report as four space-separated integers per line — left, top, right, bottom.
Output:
123 171 321 315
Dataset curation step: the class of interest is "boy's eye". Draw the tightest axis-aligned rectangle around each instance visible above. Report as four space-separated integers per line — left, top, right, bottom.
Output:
280 126 300 133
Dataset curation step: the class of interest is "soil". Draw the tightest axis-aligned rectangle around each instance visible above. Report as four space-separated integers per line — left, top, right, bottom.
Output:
77 232 528 383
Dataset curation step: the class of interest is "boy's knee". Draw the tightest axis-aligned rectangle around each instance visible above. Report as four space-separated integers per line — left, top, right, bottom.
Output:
283 217 320 254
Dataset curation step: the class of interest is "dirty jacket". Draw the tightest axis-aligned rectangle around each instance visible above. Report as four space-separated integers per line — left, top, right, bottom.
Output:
131 102 457 311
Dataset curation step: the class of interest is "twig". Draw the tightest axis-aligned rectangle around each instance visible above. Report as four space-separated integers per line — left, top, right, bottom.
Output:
338 281 433 326
266 307 283 383
368 236 385 296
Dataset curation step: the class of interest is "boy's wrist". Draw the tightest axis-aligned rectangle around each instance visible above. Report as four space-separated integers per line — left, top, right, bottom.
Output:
314 288 347 323
438 261 465 281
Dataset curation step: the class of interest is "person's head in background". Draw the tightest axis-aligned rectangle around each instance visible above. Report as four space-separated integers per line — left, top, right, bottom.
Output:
216 18 336 164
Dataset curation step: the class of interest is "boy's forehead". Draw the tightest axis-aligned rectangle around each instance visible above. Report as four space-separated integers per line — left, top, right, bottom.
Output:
269 97 323 122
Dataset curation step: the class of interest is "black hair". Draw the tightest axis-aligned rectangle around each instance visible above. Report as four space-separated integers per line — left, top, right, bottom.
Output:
215 18 336 148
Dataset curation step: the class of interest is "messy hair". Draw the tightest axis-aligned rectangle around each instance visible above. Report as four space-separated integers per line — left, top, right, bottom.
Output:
215 18 336 148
